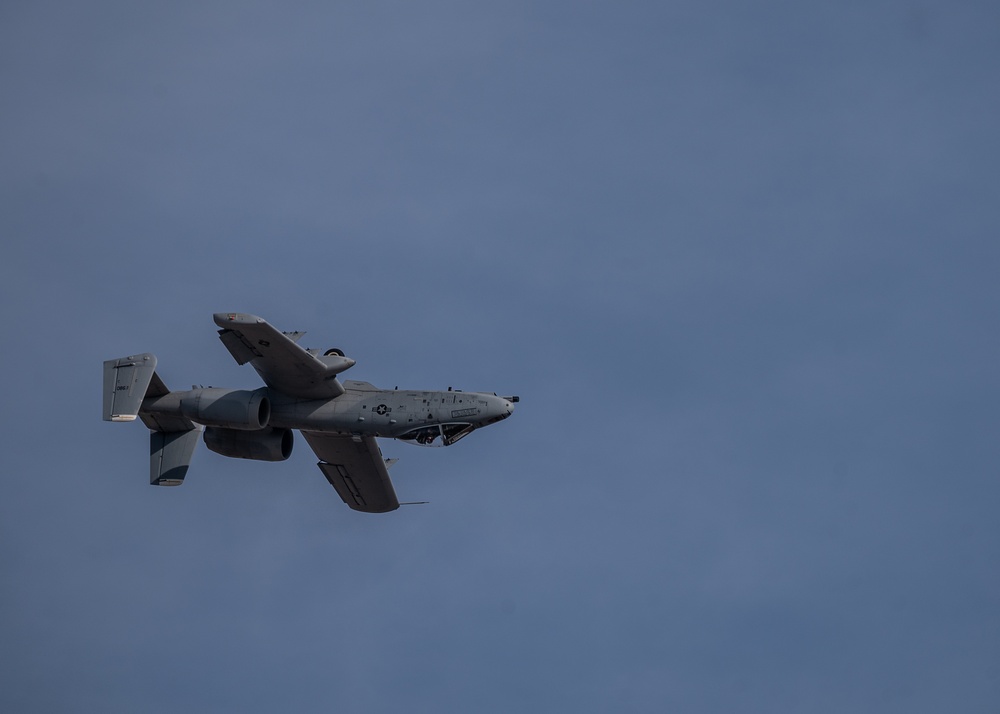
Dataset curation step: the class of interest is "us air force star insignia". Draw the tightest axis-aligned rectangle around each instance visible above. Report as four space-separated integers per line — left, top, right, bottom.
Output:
375 404 390 415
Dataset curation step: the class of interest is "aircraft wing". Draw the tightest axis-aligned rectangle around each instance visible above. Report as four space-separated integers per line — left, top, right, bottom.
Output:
213 313 353 399
301 432 400 513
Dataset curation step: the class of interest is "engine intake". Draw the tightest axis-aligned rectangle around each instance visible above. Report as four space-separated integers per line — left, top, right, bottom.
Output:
204 426 293 461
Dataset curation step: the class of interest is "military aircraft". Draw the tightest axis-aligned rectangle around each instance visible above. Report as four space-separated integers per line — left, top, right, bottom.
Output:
103 312 517 513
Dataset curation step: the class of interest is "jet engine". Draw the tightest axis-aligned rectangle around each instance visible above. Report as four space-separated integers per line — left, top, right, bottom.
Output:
203 426 293 461
179 387 270 430
142 387 271 430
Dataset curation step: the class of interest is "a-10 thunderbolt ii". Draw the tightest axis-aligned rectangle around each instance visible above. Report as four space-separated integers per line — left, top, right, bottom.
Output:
103 312 517 513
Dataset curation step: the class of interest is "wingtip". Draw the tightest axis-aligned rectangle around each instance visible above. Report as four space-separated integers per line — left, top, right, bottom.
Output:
213 312 264 327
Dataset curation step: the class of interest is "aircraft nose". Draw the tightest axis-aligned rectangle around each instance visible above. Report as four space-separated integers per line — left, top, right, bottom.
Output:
500 395 518 418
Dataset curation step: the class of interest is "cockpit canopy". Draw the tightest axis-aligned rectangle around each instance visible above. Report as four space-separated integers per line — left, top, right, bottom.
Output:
398 423 475 447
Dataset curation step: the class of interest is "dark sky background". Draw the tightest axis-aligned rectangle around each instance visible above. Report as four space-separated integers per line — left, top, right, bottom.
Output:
2 1 999 711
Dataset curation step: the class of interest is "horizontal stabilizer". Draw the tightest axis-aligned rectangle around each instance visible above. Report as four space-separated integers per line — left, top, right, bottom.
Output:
103 354 157 422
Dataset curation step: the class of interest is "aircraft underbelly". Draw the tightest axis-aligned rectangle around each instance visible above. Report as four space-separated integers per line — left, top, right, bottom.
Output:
268 391 413 437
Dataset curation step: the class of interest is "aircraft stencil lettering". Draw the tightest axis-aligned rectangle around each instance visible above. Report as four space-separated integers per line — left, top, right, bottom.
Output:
103 313 518 513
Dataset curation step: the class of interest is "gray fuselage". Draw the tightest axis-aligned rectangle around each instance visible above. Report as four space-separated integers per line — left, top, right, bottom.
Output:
263 380 513 446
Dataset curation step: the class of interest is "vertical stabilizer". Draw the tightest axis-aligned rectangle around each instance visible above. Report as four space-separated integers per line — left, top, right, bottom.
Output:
150 428 202 486
103 354 157 421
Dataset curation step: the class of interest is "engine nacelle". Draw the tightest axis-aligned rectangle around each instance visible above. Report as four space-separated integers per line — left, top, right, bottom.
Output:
203 426 293 461
180 388 270 430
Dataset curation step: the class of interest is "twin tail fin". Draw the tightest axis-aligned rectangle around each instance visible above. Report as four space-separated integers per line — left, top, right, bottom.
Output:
102 353 200 486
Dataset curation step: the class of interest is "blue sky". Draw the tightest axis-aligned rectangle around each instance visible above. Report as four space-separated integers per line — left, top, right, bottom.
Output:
2 1 999 712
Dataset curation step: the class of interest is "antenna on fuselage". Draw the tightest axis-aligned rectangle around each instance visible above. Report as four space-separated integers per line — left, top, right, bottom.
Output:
399 501 429 506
